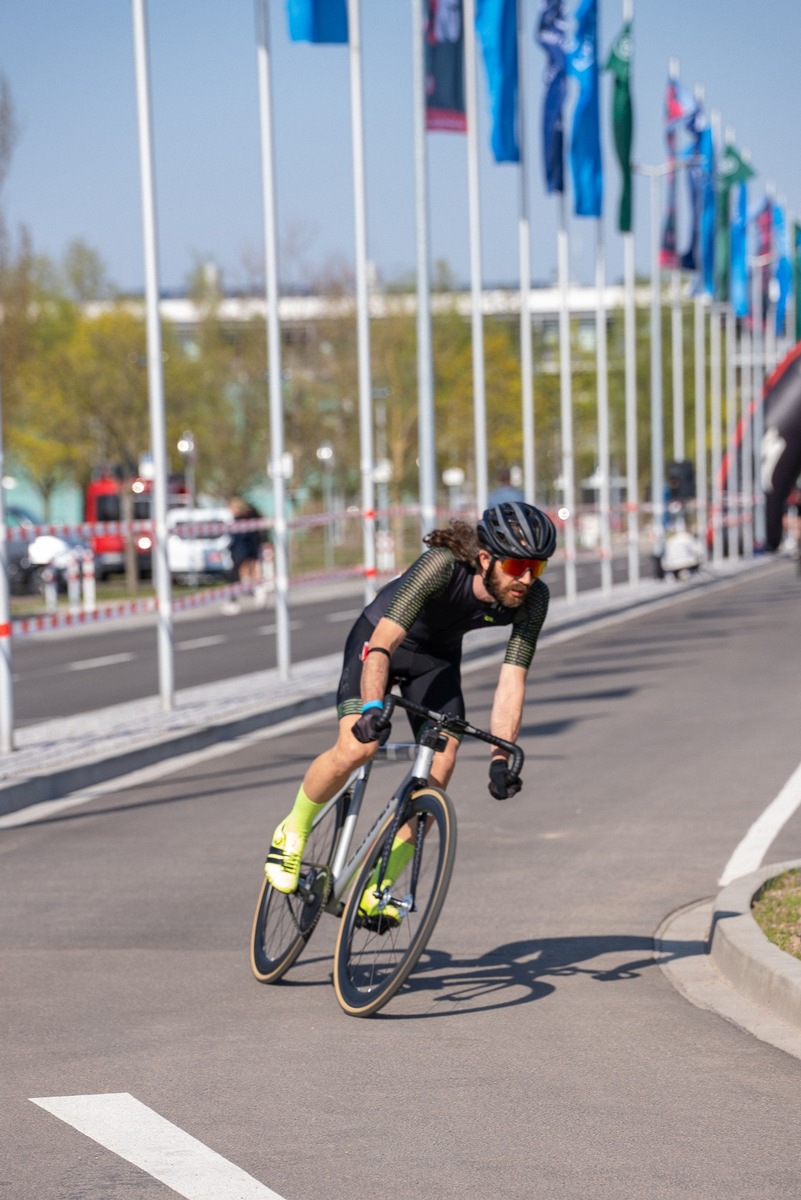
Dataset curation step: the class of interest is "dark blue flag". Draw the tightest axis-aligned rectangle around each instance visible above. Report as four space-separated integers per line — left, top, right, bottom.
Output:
697 123 715 296
536 0 567 194
567 0 602 217
476 0 519 163
425 0 466 132
286 0 348 44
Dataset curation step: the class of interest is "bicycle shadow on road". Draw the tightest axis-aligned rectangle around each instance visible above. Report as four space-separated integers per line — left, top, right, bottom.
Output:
374 930 705 1019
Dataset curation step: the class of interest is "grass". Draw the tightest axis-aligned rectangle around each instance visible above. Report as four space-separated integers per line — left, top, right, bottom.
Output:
751 870 801 961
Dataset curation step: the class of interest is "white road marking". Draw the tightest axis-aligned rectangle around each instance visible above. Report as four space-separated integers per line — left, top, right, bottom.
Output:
325 609 360 623
257 620 303 635
718 759 801 886
176 635 227 651
67 653 135 672
30 1093 286 1200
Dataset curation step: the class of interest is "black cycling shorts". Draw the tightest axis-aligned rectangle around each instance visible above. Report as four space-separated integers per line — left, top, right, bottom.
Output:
336 615 464 740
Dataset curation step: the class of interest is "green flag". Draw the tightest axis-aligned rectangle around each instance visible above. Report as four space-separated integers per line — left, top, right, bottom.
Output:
604 21 633 233
714 142 755 302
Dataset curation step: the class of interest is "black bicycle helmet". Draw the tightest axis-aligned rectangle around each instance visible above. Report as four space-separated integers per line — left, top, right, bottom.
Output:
477 501 557 560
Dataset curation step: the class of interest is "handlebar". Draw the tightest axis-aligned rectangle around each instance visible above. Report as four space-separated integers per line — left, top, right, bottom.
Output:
382 694 525 779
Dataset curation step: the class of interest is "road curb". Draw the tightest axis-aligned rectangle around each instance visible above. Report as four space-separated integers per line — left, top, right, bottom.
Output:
710 860 801 1032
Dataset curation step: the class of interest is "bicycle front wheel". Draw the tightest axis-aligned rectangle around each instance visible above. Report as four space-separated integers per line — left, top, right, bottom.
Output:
333 787 456 1017
250 795 340 985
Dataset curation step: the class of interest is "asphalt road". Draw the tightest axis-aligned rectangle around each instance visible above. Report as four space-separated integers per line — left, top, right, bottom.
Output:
11 555 635 725
3 560 801 1199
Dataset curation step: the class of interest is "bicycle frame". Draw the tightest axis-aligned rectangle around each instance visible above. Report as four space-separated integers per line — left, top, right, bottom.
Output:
319 739 434 914
301 693 524 916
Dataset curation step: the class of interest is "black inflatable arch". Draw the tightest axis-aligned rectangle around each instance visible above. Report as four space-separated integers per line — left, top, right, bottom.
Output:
760 342 801 550
720 341 801 550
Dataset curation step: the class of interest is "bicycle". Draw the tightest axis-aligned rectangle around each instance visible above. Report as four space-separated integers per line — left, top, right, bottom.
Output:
250 693 525 1018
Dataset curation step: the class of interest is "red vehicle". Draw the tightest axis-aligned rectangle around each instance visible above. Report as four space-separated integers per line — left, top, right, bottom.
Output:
85 473 189 579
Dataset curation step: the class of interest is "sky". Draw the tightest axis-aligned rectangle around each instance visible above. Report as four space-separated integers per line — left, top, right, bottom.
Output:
0 1 798 298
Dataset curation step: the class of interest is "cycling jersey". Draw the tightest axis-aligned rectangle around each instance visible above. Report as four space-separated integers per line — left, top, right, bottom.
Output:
336 547 549 730
363 546 549 669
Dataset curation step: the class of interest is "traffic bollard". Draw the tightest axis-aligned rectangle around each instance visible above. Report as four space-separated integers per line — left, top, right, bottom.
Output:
82 548 97 613
42 564 58 613
66 552 81 614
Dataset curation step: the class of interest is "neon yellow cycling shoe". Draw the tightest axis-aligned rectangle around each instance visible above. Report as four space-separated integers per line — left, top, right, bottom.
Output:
358 878 401 927
264 821 306 894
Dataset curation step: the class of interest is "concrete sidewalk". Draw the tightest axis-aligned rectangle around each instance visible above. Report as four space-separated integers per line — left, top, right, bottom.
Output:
0 557 774 818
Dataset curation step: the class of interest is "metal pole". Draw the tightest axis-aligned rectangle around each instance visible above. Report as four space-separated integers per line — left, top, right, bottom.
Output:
740 318 754 558
751 250 767 547
671 268 685 461
411 0 437 533
0 387 14 753
463 0 488 514
255 0 291 679
649 169 665 566
623 230 639 585
693 292 708 560
517 0 535 504
724 307 738 559
595 219 612 595
131 0 173 712
557 193 577 603
709 304 723 565
346 0 377 602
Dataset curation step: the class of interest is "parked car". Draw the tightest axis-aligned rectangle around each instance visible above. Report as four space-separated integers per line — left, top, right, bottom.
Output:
5 506 88 595
166 507 233 585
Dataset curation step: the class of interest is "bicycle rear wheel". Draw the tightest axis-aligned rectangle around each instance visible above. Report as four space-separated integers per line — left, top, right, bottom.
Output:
250 795 340 984
333 787 456 1017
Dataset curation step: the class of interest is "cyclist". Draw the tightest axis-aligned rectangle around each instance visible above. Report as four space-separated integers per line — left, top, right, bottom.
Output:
264 501 557 913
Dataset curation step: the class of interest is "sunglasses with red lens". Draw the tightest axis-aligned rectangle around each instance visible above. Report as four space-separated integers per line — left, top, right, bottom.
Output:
498 557 548 579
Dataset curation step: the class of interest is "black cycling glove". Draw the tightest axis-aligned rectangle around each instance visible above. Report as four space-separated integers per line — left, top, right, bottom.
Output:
488 758 522 800
351 704 391 744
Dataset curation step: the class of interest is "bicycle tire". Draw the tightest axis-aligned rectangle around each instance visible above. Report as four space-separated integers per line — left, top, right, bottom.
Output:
250 794 340 985
333 786 456 1017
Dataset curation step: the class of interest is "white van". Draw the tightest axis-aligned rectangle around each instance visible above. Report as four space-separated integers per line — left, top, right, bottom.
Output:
166 507 233 584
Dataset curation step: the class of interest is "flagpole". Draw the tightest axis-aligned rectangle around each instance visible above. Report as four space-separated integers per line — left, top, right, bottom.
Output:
346 0 377 601
709 297 724 565
595 219 612 594
623 227 639 584
619 0 638 586
739 315 754 558
667 61 685 467
647 165 665 572
255 0 291 680
693 290 708 561
131 0 174 712
411 0 437 533
463 0 488 515
517 0 535 504
724 305 738 560
751 242 766 547
557 192 577 602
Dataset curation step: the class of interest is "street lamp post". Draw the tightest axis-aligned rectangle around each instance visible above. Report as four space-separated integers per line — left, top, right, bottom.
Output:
316 443 335 571
177 431 195 508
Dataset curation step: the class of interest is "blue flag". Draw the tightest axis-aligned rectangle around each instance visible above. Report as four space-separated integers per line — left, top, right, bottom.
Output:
286 0 348 44
773 203 792 336
697 123 716 296
476 0 519 162
536 0 567 194
730 182 749 318
567 0 602 217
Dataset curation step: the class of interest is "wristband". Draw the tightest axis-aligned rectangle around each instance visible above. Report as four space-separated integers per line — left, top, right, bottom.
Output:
361 700 384 712
366 646 391 659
